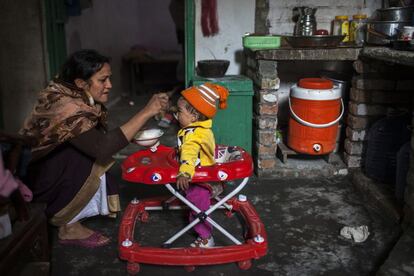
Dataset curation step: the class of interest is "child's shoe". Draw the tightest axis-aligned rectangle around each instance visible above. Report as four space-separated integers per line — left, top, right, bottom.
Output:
190 236 215 248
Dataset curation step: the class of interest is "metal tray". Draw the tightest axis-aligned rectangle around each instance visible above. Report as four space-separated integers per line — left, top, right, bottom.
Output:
283 35 345 48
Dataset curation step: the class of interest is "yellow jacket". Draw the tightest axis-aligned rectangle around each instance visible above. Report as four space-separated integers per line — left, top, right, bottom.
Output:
177 119 215 178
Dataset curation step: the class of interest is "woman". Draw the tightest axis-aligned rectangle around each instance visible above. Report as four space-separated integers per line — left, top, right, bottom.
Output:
20 49 168 248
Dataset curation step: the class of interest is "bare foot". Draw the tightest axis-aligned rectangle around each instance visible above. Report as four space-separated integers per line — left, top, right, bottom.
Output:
58 222 110 245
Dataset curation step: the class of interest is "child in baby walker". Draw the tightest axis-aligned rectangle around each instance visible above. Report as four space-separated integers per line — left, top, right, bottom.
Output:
175 82 229 248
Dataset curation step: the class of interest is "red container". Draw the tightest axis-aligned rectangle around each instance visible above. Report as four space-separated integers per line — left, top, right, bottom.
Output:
287 78 343 155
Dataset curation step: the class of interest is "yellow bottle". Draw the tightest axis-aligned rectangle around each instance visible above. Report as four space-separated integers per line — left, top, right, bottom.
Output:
333 15 349 43
350 14 367 46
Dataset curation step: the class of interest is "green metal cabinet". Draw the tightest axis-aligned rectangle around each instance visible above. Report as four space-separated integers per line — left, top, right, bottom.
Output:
44 0 67 79
192 75 253 153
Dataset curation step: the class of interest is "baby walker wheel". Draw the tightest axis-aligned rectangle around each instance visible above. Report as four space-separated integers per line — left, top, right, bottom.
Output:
184 265 196 272
237 260 252 270
127 262 140 275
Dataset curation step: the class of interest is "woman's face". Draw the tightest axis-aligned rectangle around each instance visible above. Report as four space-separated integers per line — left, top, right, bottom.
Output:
176 98 196 128
85 63 112 103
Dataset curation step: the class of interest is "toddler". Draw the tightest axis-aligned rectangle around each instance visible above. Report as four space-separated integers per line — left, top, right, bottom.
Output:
175 82 229 248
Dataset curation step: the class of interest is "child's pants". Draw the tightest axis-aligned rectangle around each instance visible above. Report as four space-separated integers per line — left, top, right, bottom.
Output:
186 184 212 239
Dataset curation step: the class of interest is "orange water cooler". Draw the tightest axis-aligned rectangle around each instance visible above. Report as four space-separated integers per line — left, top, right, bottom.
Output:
287 78 343 155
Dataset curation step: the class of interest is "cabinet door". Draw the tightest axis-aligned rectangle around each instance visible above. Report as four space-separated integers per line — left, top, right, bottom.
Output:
185 0 195 87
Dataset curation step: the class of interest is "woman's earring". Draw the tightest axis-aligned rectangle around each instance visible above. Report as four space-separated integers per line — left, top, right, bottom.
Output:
84 90 95 106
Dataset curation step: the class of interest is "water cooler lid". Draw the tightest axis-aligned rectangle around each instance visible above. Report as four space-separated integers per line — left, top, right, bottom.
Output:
298 78 333 89
291 78 341 100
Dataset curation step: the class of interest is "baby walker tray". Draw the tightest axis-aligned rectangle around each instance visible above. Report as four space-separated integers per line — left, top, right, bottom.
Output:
119 144 267 274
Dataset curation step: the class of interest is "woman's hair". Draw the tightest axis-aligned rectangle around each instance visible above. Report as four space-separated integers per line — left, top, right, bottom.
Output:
57 49 110 84
178 96 208 121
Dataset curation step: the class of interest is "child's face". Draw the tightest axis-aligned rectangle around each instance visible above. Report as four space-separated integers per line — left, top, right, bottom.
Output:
176 98 196 128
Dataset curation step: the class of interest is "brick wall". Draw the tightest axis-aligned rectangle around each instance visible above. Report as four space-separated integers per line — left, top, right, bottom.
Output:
344 59 414 168
345 63 414 226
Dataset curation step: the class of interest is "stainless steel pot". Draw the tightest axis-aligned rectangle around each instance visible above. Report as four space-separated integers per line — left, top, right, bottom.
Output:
374 6 414 21
366 21 410 45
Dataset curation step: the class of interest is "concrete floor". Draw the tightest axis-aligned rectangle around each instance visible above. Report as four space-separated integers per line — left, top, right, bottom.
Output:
48 94 402 275
49 173 400 275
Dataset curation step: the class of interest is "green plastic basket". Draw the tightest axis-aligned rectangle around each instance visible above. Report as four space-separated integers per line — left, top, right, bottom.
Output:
242 35 281 50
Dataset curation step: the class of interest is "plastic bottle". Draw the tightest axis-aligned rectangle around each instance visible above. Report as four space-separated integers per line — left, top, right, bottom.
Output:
350 14 367 46
332 15 349 43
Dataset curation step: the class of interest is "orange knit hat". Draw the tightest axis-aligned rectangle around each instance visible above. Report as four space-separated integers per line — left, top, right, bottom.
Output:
181 82 229 118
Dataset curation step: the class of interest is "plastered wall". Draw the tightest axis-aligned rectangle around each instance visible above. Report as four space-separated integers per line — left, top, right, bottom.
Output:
195 0 256 75
0 0 48 132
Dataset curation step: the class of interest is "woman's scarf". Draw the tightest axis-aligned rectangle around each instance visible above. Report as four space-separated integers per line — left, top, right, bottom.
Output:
20 80 107 160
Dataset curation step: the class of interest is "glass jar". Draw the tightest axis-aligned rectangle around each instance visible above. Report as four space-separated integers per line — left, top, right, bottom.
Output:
332 15 349 43
350 14 367 46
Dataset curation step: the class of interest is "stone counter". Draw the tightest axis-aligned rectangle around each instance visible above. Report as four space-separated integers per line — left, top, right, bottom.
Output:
245 46 414 66
245 46 361 61
361 46 414 67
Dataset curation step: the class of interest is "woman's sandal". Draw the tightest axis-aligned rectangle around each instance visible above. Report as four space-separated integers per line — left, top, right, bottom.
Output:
59 231 110 248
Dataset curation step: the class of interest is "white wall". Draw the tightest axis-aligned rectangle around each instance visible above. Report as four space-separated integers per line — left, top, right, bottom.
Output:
0 0 48 132
267 0 380 34
195 0 255 75
194 0 380 76
65 0 180 98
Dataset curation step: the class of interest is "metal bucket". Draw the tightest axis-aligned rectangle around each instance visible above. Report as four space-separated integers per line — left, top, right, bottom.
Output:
320 71 351 99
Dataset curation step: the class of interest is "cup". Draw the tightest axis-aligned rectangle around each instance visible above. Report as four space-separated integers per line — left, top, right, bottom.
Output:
316 29 329 35
400 26 414 41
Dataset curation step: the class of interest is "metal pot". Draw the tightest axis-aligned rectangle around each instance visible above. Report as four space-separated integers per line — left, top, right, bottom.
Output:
374 6 414 21
320 71 351 99
366 21 410 45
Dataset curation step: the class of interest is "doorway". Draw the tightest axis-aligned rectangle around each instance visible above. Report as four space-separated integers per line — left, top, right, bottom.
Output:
60 1 185 102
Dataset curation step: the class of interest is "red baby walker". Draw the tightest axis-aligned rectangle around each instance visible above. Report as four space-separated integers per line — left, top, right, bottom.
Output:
118 130 267 274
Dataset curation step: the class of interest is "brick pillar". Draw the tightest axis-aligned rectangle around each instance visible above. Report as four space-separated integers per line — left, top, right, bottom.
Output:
344 59 413 168
245 53 279 176
349 59 414 227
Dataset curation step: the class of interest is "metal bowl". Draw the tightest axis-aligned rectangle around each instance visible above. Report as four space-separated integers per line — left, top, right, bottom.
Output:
133 128 164 147
197 60 230 78
283 35 345 48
